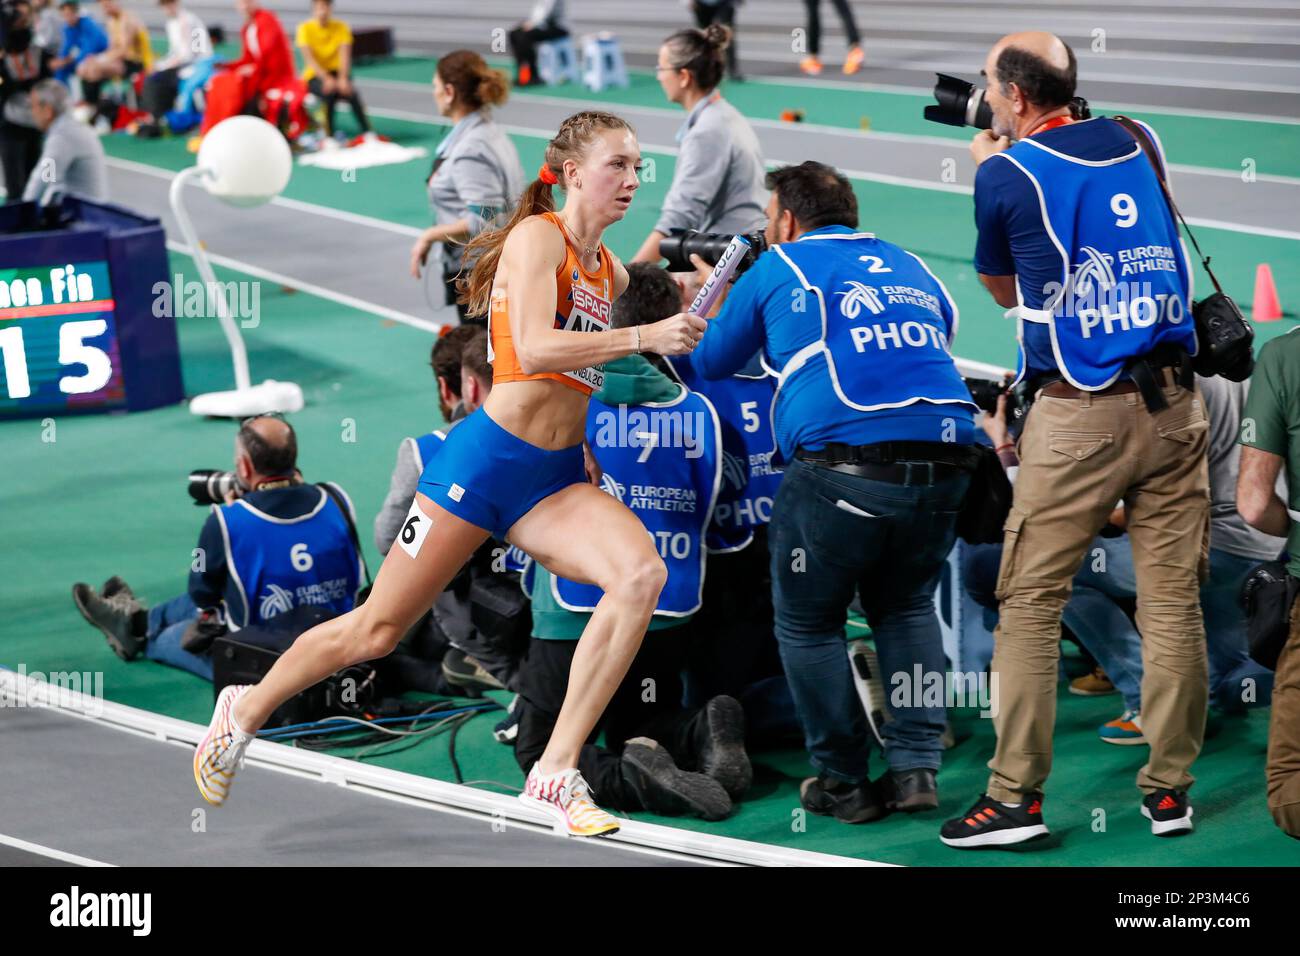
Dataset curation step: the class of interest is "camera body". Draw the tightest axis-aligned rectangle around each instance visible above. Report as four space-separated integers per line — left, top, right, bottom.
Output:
659 229 767 274
1192 292 1255 382
964 376 1024 424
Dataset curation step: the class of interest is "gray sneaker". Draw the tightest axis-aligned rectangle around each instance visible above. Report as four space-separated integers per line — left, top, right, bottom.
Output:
72 583 145 661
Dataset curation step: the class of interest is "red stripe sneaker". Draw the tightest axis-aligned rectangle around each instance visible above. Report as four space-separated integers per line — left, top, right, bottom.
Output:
194 684 255 806
518 765 620 837
940 792 1049 848
1141 788 1194 836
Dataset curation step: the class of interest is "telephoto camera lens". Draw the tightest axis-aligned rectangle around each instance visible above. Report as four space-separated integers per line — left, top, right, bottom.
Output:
187 469 241 506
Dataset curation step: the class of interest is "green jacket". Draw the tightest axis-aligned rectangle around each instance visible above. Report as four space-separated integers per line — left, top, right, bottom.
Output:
529 354 690 640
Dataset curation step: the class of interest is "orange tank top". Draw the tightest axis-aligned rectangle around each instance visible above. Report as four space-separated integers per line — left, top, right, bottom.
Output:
488 212 615 396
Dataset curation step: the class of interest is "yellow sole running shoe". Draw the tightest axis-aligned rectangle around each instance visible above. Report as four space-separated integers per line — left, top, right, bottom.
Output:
518 765 620 838
194 684 255 806
843 46 865 75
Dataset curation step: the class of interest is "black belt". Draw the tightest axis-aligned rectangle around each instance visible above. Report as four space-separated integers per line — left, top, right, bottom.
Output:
1023 344 1195 413
795 441 976 484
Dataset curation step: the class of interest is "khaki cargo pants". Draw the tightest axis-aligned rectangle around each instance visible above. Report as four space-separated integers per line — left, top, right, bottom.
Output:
987 376 1211 802
1267 595 1300 838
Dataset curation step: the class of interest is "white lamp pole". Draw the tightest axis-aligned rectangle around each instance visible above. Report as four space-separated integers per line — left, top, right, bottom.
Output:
173 116 305 418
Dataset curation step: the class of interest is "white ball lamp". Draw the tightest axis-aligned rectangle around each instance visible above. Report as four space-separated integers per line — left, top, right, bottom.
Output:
170 116 304 417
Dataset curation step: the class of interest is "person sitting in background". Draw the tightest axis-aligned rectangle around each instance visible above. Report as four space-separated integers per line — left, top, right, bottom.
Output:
656 262 798 747
410 50 524 325
135 0 212 137
973 377 1284 744
22 78 107 201
197 0 302 143
71 416 366 680
513 263 752 820
296 0 371 139
76 0 152 113
631 24 766 264
1 2 52 203
375 328 530 695
48 0 106 86
507 0 567 88
31 0 64 53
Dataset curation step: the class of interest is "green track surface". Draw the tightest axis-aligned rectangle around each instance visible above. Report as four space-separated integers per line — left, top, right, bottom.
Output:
7 54 1300 865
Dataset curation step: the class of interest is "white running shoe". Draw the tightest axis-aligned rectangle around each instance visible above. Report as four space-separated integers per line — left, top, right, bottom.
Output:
518 765 620 837
194 684 255 806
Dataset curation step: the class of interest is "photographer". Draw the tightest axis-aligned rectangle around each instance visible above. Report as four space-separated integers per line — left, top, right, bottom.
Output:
22 78 105 201
72 416 365 680
1238 331 1300 838
693 160 978 823
943 31 1208 847
630 24 765 265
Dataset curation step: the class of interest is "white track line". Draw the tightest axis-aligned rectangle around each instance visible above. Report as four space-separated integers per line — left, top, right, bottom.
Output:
0 668 879 867
0 833 116 868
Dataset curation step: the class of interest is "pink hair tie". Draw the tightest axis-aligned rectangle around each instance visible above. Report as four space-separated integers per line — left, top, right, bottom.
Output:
537 164 559 185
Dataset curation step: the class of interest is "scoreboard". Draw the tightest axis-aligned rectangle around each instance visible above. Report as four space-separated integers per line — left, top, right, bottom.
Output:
0 261 126 416
0 197 182 419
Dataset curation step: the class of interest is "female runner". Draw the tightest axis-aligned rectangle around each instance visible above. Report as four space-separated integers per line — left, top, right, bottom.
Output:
193 110 707 837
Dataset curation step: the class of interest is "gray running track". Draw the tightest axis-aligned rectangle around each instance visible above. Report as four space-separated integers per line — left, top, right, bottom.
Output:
143 0 1300 119
0 707 700 866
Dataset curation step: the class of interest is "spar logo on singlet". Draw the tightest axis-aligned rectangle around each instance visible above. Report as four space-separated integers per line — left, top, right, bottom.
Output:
560 282 611 390
569 284 611 333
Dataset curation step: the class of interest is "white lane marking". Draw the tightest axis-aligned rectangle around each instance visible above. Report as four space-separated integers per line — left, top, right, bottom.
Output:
0 833 116 867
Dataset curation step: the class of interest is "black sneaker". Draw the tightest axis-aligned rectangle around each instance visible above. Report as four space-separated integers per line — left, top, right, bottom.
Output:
441 647 505 693
696 695 753 800
1142 789 1194 837
800 774 885 824
492 695 520 744
875 768 939 812
940 793 1049 848
72 583 145 661
621 738 733 821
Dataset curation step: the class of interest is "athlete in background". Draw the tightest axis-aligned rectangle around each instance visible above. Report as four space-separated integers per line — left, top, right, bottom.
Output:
193 110 708 837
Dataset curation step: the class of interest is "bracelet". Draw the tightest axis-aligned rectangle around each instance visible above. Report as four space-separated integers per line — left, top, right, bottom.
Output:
634 326 641 353
995 442 1015 453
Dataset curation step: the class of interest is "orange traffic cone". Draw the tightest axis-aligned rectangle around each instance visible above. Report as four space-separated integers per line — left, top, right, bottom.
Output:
1253 263 1282 322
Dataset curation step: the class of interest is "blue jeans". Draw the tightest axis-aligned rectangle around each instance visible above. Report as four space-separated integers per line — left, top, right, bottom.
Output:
1067 541 1273 713
143 593 214 680
770 457 970 783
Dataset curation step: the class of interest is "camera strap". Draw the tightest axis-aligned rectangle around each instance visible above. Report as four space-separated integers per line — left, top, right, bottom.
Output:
1112 115 1224 297
318 482 373 589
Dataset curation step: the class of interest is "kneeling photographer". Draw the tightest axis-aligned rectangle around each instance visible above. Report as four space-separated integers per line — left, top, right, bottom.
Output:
940 30 1253 847
692 160 979 824
72 415 366 680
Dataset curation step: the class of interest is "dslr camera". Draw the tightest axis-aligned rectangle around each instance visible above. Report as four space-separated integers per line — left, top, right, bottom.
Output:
187 469 243 506
924 73 1091 129
659 229 767 274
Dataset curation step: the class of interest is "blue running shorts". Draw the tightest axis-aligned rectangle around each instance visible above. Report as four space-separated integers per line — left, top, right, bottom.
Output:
415 407 586 539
